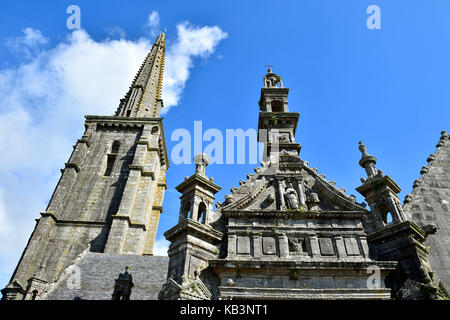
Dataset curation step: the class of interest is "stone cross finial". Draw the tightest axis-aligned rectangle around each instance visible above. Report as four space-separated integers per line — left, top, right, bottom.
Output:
194 153 210 176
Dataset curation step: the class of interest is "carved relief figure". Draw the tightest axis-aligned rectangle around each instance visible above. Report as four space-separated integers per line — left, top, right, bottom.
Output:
308 193 321 211
288 238 307 254
284 182 299 210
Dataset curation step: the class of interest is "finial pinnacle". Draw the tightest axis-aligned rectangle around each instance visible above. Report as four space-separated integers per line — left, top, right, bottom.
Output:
358 141 367 155
358 141 378 176
194 153 210 176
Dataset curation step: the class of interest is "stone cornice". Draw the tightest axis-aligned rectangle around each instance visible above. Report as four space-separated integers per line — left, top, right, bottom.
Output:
164 218 223 242
222 210 366 220
258 112 300 136
176 173 221 194
209 259 397 271
39 211 108 227
85 115 163 124
356 175 401 196
260 87 290 94
367 220 425 242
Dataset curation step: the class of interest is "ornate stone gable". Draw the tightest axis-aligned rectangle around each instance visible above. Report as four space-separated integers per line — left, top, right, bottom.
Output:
217 155 366 214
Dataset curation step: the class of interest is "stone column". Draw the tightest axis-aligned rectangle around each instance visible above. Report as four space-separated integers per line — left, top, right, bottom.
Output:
295 180 306 206
388 197 407 223
191 199 199 221
276 178 286 210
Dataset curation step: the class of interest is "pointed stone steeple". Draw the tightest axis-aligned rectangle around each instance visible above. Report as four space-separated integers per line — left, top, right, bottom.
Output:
115 32 166 118
2 31 170 300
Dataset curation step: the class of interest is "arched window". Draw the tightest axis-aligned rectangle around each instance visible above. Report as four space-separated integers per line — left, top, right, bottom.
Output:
105 141 120 176
271 100 283 112
198 202 207 224
182 202 191 220
379 203 393 225
384 212 393 224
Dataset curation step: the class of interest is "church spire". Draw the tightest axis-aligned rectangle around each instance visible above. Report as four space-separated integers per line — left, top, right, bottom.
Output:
116 32 166 118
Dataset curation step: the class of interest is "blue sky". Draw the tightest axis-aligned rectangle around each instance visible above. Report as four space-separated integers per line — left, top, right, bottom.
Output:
0 0 449 290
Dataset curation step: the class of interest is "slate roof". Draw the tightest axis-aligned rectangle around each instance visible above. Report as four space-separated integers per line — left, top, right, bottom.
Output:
44 253 168 300
403 131 450 289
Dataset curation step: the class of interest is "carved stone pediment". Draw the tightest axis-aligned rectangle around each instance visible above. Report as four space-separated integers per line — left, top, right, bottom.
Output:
158 277 212 300
219 159 367 213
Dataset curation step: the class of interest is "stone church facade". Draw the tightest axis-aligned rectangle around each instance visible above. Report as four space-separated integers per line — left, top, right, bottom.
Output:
2 32 449 300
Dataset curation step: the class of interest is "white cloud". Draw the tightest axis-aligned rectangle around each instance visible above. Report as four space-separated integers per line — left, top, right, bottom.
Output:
0 191 11 237
0 15 226 288
104 26 126 39
152 238 170 256
5 28 49 59
162 22 228 112
144 11 160 37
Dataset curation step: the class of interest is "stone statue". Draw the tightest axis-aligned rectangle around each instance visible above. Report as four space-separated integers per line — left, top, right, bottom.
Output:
284 183 299 209
111 266 134 300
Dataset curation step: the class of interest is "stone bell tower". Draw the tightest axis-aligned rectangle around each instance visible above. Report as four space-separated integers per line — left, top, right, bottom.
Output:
2 32 169 300
258 68 301 161
159 153 223 300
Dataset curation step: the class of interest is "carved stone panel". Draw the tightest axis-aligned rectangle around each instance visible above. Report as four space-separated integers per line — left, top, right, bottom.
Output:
237 236 251 255
288 237 307 255
319 237 335 256
344 237 360 256
262 237 277 255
